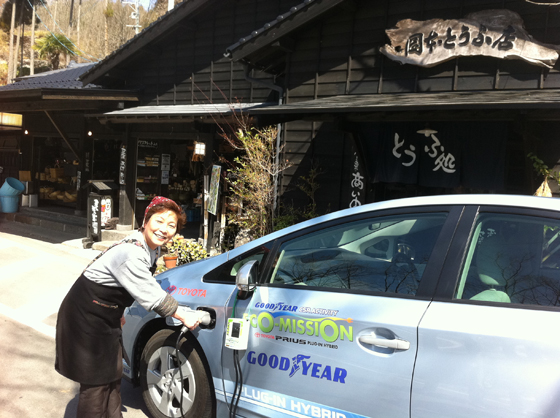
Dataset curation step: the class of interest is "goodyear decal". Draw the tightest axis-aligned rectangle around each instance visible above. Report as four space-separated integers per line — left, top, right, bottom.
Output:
254 302 339 317
247 351 347 383
243 311 353 343
218 383 370 418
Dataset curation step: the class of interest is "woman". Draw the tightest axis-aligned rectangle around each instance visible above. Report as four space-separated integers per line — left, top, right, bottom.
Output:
55 196 199 418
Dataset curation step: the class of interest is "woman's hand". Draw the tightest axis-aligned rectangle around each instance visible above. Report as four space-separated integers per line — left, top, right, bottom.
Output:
121 315 126 327
172 307 200 330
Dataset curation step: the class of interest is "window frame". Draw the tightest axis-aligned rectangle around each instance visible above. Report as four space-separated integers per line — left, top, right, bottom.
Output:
202 240 277 284
258 205 463 300
434 204 560 312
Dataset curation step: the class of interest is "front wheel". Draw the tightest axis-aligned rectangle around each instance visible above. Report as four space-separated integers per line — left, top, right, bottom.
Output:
140 329 213 418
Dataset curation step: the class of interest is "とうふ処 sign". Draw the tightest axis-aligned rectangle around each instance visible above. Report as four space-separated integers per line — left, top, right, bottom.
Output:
380 9 560 69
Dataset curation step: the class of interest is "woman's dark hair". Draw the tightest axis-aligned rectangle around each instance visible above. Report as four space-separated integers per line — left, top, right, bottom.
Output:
142 200 187 232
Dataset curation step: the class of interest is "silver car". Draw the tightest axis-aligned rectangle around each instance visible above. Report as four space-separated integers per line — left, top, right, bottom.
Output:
122 194 560 418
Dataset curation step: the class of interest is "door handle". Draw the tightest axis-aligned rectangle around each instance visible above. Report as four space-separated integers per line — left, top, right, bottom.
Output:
359 334 410 351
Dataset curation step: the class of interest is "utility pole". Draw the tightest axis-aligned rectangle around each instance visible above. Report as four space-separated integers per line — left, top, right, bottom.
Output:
124 0 141 35
104 0 108 56
7 0 16 84
76 0 81 63
30 0 35 75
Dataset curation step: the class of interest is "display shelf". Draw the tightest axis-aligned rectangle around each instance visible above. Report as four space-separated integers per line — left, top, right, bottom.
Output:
135 146 161 204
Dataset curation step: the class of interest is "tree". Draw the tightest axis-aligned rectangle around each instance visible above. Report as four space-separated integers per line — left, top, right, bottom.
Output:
220 114 290 240
34 32 76 70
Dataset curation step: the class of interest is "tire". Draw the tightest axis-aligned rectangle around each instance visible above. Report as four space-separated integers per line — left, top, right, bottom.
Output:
140 329 213 418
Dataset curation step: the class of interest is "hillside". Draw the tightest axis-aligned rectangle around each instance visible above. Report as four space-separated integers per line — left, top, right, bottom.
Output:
0 0 168 85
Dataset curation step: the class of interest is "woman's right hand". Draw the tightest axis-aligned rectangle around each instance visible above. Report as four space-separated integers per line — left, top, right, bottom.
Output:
172 307 200 330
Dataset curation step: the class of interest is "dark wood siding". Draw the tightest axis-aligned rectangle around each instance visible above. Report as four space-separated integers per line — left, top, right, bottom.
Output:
282 0 560 100
276 0 560 209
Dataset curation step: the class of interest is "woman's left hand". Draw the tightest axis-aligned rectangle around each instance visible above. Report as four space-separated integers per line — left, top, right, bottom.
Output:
121 315 126 327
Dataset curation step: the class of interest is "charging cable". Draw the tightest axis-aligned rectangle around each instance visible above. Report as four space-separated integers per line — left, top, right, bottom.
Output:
173 308 211 418
176 325 188 418
228 291 247 418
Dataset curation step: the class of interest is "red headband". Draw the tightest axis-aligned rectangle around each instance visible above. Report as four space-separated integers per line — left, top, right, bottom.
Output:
144 196 181 220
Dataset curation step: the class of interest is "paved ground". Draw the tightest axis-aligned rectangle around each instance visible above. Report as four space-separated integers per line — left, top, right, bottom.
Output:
0 220 151 418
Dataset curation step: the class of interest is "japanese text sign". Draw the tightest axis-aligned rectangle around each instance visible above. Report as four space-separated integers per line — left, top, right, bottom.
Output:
381 9 559 69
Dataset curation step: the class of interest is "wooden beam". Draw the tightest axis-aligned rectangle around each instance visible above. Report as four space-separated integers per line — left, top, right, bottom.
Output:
0 100 127 113
42 94 138 101
44 111 82 164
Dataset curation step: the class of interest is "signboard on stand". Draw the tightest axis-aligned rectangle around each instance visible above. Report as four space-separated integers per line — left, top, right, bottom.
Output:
207 165 221 215
119 146 126 185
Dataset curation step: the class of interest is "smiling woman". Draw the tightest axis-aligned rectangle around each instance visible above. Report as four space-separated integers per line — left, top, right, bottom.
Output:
54 196 199 418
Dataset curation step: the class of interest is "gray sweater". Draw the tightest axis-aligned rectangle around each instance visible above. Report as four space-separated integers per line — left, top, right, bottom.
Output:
83 231 177 316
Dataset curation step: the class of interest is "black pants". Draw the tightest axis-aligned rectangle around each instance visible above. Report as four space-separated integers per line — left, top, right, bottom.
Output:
77 379 123 418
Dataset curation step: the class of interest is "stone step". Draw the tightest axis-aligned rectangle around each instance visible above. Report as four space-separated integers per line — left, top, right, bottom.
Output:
91 228 136 251
100 228 135 242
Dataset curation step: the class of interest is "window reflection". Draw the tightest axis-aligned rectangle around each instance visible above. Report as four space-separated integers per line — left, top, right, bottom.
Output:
458 214 560 307
269 214 446 295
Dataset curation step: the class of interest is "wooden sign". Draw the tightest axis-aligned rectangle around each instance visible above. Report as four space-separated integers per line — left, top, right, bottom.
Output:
207 165 221 215
380 9 559 69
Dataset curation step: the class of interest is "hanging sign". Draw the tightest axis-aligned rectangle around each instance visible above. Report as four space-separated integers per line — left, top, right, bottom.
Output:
161 154 171 171
380 9 559 69
138 140 158 148
119 146 126 185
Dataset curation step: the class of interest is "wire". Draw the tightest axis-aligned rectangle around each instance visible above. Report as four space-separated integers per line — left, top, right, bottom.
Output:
229 349 239 418
176 327 187 418
33 0 101 61
234 350 243 415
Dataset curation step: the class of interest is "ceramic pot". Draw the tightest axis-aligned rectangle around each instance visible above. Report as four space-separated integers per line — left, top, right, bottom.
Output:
163 255 178 268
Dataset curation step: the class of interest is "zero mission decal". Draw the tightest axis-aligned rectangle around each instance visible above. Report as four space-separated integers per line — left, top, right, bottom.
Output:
244 302 353 343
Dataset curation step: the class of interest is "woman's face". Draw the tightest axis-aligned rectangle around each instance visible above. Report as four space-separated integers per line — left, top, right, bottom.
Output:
143 210 178 250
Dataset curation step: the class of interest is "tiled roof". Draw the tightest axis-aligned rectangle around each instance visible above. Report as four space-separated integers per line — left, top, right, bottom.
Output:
0 62 97 91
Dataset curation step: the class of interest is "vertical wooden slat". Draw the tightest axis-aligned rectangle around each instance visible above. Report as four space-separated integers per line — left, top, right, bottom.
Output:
378 0 391 94
229 60 233 100
210 61 214 102
540 7 550 89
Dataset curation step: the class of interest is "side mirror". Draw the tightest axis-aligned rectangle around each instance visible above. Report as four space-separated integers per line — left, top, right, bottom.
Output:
236 259 258 300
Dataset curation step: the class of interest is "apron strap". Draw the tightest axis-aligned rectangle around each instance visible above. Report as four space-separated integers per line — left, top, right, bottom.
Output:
84 239 159 275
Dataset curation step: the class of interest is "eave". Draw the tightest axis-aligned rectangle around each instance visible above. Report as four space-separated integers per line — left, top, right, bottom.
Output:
0 88 139 113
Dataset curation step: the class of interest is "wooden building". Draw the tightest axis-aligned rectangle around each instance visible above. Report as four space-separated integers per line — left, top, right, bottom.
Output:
6 0 560 248
224 0 560 211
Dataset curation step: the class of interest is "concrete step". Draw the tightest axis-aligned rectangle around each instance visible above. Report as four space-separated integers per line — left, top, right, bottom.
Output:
0 206 87 237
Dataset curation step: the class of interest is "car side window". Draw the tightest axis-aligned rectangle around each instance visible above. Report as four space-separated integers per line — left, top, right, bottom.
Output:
457 213 560 307
204 246 271 283
267 213 447 295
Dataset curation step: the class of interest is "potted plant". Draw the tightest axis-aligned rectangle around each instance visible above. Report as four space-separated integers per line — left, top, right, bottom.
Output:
165 235 209 267
163 252 178 269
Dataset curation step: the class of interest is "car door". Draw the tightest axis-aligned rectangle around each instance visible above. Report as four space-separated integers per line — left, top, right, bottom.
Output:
221 206 462 418
412 205 560 418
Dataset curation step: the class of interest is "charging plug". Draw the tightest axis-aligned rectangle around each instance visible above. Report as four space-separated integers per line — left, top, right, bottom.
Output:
176 307 212 334
197 310 211 326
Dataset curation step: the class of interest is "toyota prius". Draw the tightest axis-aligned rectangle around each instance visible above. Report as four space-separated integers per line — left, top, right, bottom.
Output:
122 194 560 418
